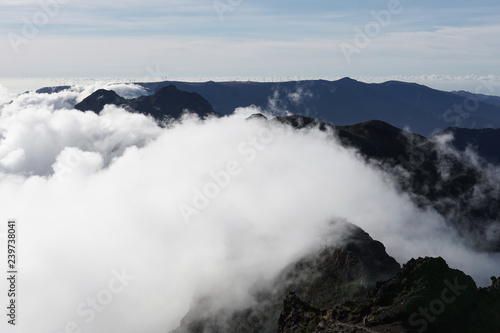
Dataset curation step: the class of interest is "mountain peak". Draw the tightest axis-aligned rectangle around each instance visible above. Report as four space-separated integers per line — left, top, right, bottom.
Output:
337 77 358 83
74 85 218 120
74 89 126 113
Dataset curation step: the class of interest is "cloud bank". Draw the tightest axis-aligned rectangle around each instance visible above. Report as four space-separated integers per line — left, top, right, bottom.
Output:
0 86 498 333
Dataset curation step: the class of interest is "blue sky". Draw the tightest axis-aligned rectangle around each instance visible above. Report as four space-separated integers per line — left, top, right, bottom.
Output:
0 0 499 91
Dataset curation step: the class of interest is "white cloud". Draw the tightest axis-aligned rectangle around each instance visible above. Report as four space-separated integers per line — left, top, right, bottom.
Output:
0 87 498 333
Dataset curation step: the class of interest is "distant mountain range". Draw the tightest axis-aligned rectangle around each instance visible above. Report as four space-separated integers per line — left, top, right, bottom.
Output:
37 78 500 136
71 81 500 165
131 78 500 136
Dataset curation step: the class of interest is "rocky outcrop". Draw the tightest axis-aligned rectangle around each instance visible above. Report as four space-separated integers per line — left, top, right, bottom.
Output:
172 221 400 333
277 257 500 333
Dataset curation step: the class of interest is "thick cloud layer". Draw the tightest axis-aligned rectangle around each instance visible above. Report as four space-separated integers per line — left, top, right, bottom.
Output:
0 86 498 333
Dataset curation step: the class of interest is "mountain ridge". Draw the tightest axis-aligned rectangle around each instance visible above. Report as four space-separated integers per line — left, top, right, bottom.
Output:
38 78 500 136
131 78 500 136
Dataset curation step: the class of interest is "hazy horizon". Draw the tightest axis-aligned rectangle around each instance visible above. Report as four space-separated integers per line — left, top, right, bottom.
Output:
1 74 500 96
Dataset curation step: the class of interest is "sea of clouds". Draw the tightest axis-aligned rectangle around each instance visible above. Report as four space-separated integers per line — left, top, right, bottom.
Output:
0 83 498 333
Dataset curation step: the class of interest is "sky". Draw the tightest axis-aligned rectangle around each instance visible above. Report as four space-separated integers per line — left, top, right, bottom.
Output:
1 3 500 330
0 0 500 92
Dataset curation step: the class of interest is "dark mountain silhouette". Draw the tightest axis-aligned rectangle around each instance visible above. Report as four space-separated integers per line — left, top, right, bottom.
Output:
273 115 500 253
438 127 500 164
75 89 127 113
278 257 500 333
35 85 72 94
75 85 218 120
133 78 500 136
38 79 500 135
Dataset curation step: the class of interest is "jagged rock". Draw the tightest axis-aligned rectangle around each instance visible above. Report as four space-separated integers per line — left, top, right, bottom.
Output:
275 222 400 309
277 292 378 333
277 292 322 333
276 257 500 333
172 221 400 333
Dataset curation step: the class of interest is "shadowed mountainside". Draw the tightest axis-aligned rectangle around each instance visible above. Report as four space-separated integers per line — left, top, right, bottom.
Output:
274 115 500 253
172 221 400 333
277 257 500 333
75 85 218 120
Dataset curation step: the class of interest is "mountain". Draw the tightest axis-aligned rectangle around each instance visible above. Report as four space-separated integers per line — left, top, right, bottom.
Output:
132 79 500 136
274 115 500 252
437 127 500 164
278 257 500 333
35 85 72 94
75 85 218 120
172 221 401 333
74 89 127 113
38 79 500 135
173 220 499 333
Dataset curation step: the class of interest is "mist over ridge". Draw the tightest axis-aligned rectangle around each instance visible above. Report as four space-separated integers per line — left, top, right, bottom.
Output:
0 81 498 333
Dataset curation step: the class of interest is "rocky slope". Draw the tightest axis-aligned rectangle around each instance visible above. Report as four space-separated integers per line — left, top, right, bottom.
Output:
277 257 500 333
172 221 400 333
